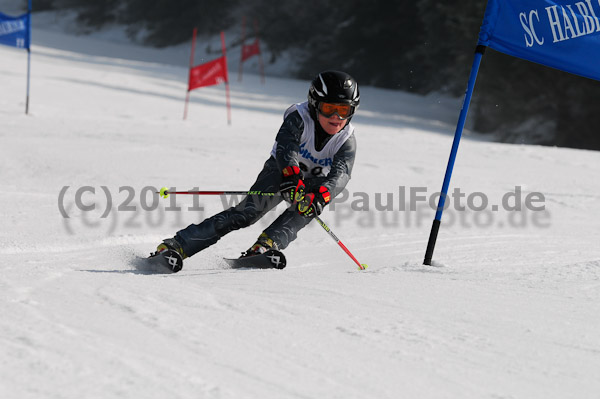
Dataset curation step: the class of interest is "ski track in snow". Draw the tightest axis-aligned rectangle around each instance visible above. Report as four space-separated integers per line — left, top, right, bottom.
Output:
1 13 600 399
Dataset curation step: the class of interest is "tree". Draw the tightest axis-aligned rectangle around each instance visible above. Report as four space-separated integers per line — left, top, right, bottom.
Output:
120 0 239 47
417 0 600 150
33 0 600 149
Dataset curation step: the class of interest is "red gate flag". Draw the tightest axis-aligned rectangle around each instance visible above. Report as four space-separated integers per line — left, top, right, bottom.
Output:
241 39 260 62
184 30 231 124
188 56 228 91
238 16 265 83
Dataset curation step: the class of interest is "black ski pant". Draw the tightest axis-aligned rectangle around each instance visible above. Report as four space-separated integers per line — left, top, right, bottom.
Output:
175 157 324 257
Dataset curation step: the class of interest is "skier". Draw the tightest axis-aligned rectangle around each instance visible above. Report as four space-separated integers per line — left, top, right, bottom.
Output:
154 70 360 266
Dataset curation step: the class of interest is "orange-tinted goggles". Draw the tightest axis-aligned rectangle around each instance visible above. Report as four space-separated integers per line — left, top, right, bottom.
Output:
318 102 354 119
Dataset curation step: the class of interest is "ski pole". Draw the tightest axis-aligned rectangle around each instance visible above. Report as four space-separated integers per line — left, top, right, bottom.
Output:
158 187 280 198
314 215 368 270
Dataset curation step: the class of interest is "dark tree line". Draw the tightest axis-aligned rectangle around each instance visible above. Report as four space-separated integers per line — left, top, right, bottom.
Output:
35 0 239 44
28 0 600 150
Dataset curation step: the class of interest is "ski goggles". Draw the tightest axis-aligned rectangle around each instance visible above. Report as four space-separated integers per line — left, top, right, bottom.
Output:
318 102 355 119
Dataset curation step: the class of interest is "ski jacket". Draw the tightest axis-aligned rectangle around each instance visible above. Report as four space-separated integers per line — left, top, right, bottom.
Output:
270 101 356 196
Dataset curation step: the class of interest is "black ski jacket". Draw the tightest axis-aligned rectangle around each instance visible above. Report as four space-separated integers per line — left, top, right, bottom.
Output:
273 110 356 197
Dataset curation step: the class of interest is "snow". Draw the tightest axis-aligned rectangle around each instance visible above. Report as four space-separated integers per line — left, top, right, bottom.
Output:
2 14 600 399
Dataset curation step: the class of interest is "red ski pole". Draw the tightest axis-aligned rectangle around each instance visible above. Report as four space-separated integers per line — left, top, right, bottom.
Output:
314 215 368 270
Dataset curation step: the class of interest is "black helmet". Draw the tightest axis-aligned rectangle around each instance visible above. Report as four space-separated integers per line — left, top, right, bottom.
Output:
308 70 360 119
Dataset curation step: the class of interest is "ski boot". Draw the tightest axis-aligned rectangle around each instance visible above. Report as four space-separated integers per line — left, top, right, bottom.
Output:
225 233 286 269
241 232 279 258
155 238 187 259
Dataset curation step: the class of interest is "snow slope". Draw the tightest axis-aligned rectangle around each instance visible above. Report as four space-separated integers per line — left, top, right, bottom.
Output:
1 19 600 399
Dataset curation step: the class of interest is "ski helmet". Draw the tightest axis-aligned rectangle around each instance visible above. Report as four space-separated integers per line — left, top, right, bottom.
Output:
308 70 360 120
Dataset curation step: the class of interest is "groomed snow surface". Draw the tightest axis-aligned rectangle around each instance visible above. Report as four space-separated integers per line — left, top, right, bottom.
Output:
1 16 600 399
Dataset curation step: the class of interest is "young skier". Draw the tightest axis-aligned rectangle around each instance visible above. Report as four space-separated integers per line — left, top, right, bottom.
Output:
154 70 360 267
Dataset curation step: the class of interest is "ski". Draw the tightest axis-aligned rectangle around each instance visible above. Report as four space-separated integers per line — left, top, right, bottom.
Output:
224 249 287 270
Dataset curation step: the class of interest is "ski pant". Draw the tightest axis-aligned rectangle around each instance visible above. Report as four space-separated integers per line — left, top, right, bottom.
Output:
175 157 325 257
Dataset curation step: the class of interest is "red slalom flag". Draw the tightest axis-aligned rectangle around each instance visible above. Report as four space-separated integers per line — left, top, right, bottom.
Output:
241 39 260 62
184 30 231 124
188 56 228 91
238 16 265 84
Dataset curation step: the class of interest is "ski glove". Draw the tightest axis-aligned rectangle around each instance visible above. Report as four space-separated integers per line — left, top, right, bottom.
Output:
280 166 305 203
297 186 331 218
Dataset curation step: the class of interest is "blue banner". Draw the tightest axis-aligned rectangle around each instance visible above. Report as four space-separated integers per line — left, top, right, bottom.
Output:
479 0 600 81
0 12 30 49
